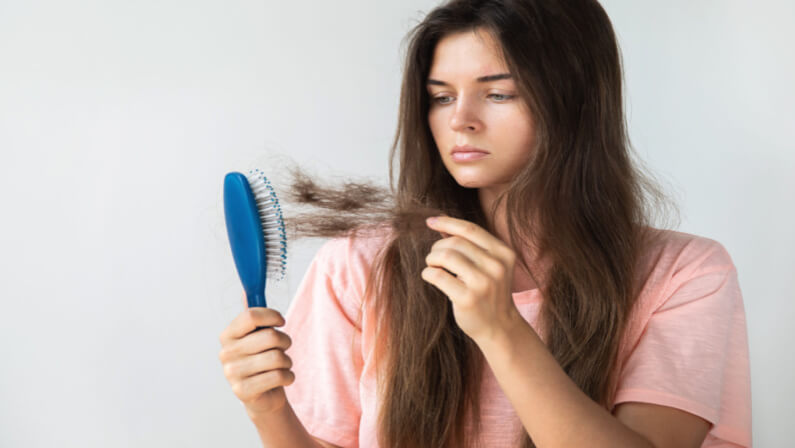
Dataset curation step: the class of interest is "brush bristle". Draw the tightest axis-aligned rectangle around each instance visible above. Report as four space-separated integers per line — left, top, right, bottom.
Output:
246 168 288 281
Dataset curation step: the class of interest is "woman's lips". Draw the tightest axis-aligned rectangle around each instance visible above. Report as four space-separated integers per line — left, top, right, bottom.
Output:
451 151 489 162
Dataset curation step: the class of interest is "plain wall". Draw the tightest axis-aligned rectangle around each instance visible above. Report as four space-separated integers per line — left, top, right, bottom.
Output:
0 0 792 446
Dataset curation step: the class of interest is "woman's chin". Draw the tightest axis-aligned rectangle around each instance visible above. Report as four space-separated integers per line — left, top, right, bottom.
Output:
452 177 489 189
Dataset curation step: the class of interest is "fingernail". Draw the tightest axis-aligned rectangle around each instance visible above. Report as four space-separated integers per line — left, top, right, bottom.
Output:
426 217 438 225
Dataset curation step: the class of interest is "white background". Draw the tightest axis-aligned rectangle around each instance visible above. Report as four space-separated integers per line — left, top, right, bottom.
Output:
1 0 792 446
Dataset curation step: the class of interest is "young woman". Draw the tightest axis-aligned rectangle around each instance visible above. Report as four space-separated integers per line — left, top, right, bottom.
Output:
217 1 752 447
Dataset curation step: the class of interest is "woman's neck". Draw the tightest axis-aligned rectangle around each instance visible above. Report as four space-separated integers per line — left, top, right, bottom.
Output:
478 185 507 239
478 186 540 293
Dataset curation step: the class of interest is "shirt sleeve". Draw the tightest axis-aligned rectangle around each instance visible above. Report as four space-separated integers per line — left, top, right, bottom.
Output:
613 238 752 447
282 237 363 447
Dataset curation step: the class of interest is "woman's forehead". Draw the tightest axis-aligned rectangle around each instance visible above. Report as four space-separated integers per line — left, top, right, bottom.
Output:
428 30 509 82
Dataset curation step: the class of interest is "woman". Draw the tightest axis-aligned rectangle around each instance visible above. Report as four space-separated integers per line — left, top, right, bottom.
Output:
217 0 752 447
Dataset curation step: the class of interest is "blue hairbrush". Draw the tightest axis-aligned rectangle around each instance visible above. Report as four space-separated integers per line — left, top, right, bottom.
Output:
223 168 287 328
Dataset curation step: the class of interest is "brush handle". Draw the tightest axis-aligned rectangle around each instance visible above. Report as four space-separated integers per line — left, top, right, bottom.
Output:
247 291 270 331
247 291 267 309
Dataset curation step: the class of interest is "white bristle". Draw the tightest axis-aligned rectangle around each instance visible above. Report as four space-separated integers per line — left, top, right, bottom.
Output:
246 168 288 281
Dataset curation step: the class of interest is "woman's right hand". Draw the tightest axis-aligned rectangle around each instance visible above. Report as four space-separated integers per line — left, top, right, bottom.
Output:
218 300 295 417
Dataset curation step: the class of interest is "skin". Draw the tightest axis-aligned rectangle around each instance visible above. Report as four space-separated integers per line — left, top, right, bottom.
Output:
426 29 535 233
420 28 711 448
426 28 539 292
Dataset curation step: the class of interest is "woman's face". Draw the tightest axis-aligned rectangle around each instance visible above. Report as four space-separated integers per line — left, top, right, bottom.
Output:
426 29 536 192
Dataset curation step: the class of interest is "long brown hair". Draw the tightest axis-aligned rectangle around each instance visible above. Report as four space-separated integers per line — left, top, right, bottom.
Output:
273 0 679 446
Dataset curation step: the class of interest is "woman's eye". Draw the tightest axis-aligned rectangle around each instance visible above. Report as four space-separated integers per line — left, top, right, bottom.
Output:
431 94 514 105
488 93 514 101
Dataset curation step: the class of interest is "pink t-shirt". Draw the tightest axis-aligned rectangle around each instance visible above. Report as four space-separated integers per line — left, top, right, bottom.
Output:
282 227 752 447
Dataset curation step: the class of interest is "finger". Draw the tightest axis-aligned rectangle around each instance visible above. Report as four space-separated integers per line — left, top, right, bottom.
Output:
432 236 488 268
244 349 293 378
433 236 509 280
425 247 488 287
237 369 296 400
236 327 292 356
426 216 511 262
220 307 285 345
421 265 468 301
225 349 293 379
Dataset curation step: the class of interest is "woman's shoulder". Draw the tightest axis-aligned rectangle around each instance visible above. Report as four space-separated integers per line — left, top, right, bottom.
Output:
641 226 736 274
315 222 394 267
636 226 740 312
311 222 394 300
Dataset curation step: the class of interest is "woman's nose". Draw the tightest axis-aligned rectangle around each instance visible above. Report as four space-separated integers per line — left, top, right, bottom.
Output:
449 97 482 132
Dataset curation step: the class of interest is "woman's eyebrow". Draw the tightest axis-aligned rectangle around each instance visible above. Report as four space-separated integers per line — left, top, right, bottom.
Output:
426 73 512 86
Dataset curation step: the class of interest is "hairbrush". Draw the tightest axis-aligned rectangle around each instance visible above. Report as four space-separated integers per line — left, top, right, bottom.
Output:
223 168 287 328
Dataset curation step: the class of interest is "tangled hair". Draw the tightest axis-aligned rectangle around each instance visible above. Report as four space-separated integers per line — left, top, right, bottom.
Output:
273 0 680 446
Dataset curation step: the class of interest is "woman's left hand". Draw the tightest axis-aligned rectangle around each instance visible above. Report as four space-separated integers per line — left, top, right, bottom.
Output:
421 215 524 346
